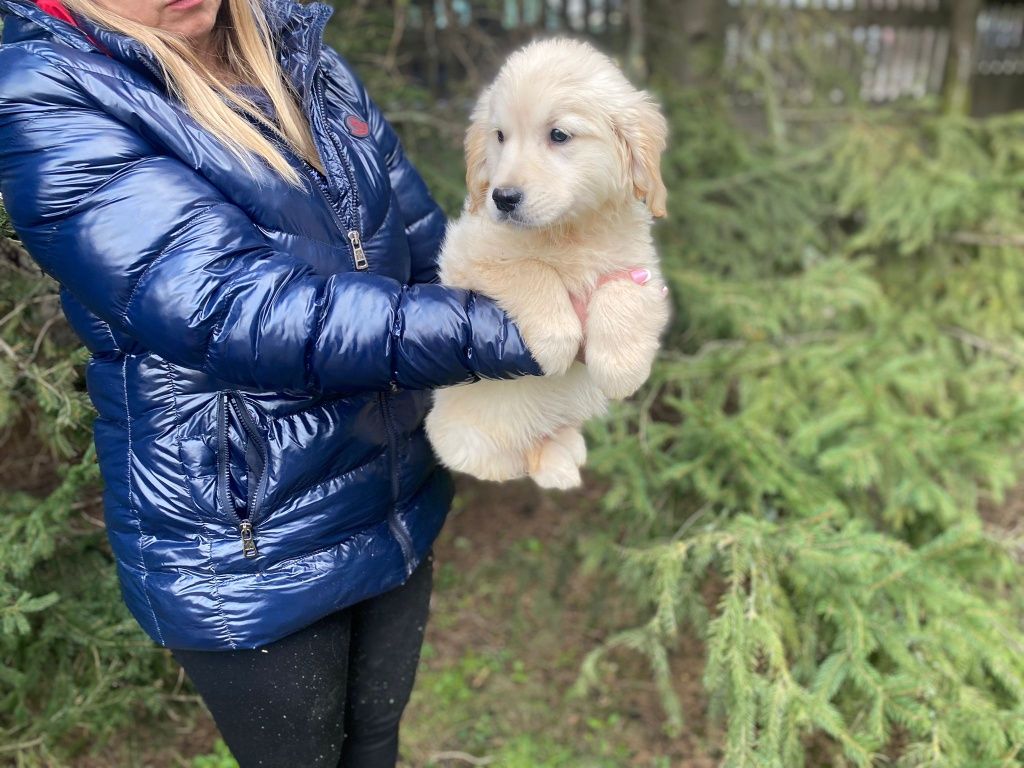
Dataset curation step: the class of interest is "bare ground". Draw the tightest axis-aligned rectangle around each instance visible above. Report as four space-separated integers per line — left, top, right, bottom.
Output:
72 476 722 767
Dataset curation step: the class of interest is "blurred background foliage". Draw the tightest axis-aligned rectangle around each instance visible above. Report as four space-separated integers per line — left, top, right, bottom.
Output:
2 0 1024 766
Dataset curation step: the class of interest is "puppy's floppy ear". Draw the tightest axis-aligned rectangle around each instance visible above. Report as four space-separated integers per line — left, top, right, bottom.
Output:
464 86 493 214
614 91 669 218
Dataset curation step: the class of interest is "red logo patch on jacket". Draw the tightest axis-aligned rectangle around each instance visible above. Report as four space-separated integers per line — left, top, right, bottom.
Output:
345 115 370 137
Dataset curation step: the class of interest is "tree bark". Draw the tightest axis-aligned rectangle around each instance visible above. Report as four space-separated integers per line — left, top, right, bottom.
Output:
626 0 645 81
943 0 980 116
645 0 723 86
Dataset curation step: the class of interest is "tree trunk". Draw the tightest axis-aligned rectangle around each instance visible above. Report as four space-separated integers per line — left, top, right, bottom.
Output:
645 0 723 86
626 0 645 81
943 0 980 116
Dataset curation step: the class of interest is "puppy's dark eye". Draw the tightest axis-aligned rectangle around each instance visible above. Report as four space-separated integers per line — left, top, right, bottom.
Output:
550 128 570 144
496 130 505 144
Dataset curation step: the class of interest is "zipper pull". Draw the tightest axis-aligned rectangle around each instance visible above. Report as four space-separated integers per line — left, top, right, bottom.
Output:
347 230 369 271
239 520 258 559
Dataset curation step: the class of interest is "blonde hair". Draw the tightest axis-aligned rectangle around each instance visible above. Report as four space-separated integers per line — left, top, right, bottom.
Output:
61 0 325 185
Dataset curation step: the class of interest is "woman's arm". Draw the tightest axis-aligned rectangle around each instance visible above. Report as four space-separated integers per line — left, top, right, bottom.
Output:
0 46 541 394
320 46 446 285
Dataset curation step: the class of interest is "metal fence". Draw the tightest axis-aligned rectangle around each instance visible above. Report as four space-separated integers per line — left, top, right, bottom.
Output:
407 1 629 32
400 0 1024 113
723 0 951 103
722 0 1023 110
974 3 1024 113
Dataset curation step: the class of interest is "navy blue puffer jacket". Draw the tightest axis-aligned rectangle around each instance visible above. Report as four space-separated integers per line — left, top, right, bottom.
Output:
0 0 541 650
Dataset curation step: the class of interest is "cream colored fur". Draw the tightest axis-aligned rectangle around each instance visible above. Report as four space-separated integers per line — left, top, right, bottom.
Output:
424 38 671 489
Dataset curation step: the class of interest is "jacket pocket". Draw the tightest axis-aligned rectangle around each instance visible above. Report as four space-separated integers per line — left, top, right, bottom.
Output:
216 391 270 559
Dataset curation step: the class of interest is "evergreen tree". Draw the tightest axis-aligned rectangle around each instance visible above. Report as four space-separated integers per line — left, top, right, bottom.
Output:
576 92 1024 765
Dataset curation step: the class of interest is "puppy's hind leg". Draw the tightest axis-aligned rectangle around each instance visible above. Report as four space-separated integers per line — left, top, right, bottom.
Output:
549 425 587 467
526 434 583 490
424 410 528 482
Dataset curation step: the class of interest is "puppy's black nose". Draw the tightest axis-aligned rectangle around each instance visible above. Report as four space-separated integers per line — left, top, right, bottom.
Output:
492 187 523 213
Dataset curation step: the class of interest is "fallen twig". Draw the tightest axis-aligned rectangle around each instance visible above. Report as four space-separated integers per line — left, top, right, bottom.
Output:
944 325 1024 366
428 750 495 766
950 231 1024 249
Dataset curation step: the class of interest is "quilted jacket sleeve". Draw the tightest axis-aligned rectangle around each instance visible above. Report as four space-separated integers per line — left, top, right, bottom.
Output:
0 47 542 394
320 46 446 285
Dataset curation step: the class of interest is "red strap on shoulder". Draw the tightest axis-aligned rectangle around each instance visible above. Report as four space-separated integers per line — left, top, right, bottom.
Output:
35 0 80 28
35 0 108 53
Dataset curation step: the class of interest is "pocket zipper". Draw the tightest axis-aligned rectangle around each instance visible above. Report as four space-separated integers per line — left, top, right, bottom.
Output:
216 391 269 559
378 391 415 575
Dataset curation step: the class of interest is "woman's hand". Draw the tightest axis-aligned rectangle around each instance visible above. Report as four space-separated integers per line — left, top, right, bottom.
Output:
571 268 667 363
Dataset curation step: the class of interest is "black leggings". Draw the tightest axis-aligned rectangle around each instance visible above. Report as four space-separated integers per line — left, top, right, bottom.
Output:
172 551 433 768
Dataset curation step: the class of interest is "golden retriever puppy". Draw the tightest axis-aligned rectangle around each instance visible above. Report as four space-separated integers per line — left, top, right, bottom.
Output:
424 37 671 489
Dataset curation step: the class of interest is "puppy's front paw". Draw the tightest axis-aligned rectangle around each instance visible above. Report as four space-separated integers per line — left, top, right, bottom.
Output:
585 281 670 399
523 329 582 377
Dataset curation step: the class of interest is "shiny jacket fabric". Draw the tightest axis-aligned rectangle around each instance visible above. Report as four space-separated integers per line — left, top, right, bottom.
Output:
0 0 540 650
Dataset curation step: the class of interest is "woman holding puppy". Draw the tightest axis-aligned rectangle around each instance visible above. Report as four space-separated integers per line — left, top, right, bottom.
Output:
0 0 648 764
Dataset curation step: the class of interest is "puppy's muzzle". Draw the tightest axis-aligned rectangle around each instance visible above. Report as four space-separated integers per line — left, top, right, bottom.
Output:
492 187 523 213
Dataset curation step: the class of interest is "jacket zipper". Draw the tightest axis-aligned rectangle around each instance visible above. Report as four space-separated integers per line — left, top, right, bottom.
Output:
378 391 415 575
312 71 368 271
229 96 362 273
143 47 369 274
217 391 269 559
298 156 352 245
297 157 368 271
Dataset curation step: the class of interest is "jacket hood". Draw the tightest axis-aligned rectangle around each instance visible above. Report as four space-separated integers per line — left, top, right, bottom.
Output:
0 0 334 102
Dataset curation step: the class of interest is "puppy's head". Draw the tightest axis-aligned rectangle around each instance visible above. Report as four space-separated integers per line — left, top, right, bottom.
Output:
465 38 668 228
